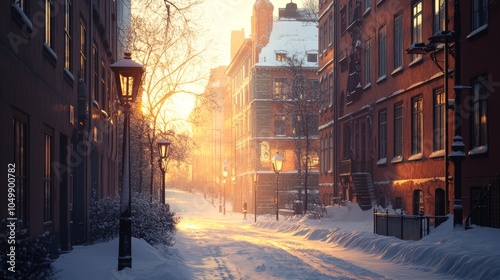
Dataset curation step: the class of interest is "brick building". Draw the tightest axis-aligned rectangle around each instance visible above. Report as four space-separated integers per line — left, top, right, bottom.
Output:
1 0 124 252
320 0 454 215
319 0 499 228
226 0 319 216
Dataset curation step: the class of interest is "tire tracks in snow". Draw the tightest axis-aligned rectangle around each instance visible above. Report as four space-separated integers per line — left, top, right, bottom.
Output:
264 239 388 280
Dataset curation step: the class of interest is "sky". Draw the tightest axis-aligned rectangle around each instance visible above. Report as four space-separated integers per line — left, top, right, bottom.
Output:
202 0 301 66
167 0 306 128
54 188 500 279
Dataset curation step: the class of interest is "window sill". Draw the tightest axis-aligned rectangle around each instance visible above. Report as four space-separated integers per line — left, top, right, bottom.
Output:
468 145 488 156
429 150 445 159
391 155 403 164
377 158 387 166
408 153 423 161
363 7 371 18
376 75 387 84
467 24 488 40
391 66 403 76
364 83 371 90
11 3 33 34
43 221 54 228
64 68 75 86
376 0 385 7
409 56 423 67
43 43 58 67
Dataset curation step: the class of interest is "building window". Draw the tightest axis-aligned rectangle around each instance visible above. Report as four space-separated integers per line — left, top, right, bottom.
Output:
13 116 29 229
101 60 107 110
44 130 53 223
307 53 318 63
276 53 287 62
471 76 488 149
92 43 99 101
64 0 73 70
412 1 423 61
472 0 488 30
328 74 333 106
394 13 403 69
343 124 351 159
80 20 87 79
320 138 325 174
329 13 334 45
394 102 403 158
412 95 423 155
292 115 303 136
340 7 346 34
13 0 29 13
348 0 355 24
413 190 424 215
434 0 445 35
310 79 320 101
309 115 319 136
329 133 334 171
433 88 445 151
323 22 328 51
378 26 387 78
274 78 287 99
45 0 54 48
378 109 387 160
274 114 286 136
319 25 324 53
364 38 371 85
365 0 371 12
395 197 403 210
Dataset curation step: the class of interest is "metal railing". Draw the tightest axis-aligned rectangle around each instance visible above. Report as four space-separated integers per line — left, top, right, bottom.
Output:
464 174 500 229
373 209 448 241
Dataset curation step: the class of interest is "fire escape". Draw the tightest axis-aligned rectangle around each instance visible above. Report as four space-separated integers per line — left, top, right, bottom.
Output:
341 0 375 210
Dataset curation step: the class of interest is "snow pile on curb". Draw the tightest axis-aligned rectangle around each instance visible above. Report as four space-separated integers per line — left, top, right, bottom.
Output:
254 204 500 280
54 238 192 280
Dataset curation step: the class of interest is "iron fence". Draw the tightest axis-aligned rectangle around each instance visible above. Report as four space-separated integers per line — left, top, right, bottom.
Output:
373 209 448 241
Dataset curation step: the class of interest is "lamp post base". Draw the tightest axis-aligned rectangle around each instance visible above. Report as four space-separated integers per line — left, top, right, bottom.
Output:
118 215 132 270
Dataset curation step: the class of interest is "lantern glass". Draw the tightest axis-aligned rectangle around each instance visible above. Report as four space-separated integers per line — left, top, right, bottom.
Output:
157 138 171 159
271 152 284 173
111 53 145 108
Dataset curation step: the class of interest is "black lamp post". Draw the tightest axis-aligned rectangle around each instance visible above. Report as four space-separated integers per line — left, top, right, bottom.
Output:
111 52 145 271
157 138 171 204
447 0 466 228
271 152 284 221
253 171 259 223
222 169 228 215
406 1 465 228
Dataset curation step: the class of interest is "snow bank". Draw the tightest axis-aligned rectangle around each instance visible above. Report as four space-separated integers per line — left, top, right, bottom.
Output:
254 204 500 280
54 238 192 280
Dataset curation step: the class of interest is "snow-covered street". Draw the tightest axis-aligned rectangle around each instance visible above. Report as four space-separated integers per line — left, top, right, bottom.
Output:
54 188 500 279
171 190 444 279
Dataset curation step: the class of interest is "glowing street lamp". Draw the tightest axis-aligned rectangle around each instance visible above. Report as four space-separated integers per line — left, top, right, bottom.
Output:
271 152 284 221
157 138 171 204
111 52 145 271
253 171 259 223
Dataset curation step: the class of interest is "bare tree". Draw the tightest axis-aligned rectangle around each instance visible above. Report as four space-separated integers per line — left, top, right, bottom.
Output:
282 54 324 214
118 0 214 200
302 0 319 21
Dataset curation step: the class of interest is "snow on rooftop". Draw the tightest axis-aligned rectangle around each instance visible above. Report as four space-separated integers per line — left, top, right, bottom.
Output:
257 20 318 68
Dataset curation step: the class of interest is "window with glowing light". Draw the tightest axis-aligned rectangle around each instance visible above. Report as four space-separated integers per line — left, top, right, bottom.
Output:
471 76 488 149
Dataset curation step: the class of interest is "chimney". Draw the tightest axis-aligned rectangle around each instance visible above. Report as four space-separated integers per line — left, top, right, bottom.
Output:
252 0 274 63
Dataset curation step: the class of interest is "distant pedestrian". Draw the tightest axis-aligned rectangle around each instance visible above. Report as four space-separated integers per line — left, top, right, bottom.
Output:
243 201 248 219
